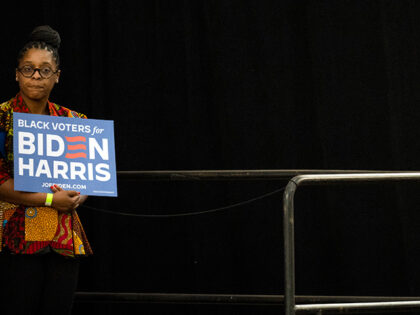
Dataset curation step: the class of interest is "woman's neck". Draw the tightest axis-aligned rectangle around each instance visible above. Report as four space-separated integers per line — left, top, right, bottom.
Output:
20 94 49 115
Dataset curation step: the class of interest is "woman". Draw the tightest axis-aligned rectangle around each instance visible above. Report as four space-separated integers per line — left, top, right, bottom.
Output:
0 25 92 314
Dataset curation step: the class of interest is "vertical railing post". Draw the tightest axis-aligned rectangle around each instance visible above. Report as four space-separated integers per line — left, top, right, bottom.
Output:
283 180 298 315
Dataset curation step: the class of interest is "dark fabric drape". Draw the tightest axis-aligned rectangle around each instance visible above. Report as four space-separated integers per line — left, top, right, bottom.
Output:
2 0 420 313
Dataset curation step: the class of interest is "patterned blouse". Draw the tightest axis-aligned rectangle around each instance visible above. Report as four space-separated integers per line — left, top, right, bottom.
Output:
0 94 92 257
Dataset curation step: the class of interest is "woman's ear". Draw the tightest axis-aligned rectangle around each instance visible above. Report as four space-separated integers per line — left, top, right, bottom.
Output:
55 70 61 83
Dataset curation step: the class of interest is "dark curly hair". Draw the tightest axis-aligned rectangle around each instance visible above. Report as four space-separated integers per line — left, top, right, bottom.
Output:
17 25 61 68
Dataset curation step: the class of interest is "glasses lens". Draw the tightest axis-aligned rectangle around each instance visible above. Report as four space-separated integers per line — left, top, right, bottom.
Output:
20 66 34 77
40 67 53 78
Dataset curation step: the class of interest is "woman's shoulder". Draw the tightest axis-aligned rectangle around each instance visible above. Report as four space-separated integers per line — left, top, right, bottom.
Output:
49 102 87 119
0 98 14 113
0 98 14 131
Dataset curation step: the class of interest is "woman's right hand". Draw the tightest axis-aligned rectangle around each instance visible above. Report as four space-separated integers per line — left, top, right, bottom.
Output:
50 185 80 212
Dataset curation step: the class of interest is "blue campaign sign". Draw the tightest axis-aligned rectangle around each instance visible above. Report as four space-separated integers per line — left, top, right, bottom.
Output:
13 112 118 197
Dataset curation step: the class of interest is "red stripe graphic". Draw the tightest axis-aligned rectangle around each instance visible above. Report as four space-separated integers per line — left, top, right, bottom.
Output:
67 144 87 150
66 215 73 246
58 215 69 244
65 136 86 142
65 152 87 159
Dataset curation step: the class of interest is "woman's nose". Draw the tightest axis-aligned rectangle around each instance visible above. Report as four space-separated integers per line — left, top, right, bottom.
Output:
31 69 42 79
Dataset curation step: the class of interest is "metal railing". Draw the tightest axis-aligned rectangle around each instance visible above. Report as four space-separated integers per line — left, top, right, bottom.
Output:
74 292 420 307
75 169 420 313
283 172 420 314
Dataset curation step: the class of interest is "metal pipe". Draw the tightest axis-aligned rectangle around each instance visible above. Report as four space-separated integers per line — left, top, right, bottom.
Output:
295 300 420 311
292 172 420 186
116 169 394 181
283 172 420 315
284 180 298 315
73 293 420 304
74 292 283 305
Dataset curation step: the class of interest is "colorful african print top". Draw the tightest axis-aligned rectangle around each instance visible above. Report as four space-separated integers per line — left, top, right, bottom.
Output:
0 93 92 257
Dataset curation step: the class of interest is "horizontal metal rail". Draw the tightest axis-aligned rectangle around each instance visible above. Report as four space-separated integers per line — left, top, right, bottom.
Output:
116 169 395 181
74 292 283 305
295 301 420 312
74 293 420 306
283 172 420 314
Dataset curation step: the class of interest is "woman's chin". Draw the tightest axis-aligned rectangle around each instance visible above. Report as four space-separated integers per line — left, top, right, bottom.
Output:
22 90 46 101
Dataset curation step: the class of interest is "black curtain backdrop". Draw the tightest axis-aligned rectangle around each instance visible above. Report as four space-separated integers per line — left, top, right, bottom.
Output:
3 1 420 314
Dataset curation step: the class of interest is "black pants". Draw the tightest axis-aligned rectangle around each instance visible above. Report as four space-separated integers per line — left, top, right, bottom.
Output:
0 251 80 315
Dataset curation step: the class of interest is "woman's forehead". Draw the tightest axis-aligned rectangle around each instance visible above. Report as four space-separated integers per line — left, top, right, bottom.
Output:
20 48 55 65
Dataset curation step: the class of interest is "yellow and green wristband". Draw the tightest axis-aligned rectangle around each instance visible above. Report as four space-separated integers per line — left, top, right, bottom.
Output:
45 193 53 206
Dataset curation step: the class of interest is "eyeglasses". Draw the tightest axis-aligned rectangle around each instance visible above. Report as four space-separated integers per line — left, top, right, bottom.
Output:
17 65 58 79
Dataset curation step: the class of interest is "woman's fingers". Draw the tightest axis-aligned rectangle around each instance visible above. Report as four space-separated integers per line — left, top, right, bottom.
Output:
69 195 81 210
73 195 81 204
54 184 63 192
50 185 64 193
67 190 79 197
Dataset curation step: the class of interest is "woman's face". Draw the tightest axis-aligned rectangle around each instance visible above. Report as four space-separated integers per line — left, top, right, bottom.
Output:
16 48 60 101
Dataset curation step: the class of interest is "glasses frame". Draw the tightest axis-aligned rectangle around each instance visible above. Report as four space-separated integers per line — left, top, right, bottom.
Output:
17 66 59 79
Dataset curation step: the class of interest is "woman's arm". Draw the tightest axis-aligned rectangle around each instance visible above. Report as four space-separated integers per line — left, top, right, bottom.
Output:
0 178 81 212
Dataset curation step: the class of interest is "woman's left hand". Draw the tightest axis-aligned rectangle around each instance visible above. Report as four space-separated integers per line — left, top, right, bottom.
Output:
50 184 87 210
